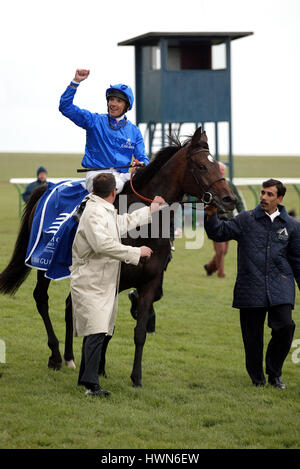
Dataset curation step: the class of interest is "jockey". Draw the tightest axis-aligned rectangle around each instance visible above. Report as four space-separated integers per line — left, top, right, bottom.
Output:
59 69 149 193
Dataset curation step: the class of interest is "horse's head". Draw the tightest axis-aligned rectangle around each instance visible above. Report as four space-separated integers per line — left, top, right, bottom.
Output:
182 127 237 212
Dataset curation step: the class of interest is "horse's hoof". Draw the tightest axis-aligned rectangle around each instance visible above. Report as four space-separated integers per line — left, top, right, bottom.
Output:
131 376 142 387
48 358 62 370
132 382 142 388
65 359 76 369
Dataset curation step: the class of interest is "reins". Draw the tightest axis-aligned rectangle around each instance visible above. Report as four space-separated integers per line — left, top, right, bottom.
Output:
77 164 137 172
130 169 202 209
77 146 225 208
77 164 154 203
128 147 225 207
130 169 153 204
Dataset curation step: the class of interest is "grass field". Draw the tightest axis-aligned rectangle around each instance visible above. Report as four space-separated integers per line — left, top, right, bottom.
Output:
0 153 300 450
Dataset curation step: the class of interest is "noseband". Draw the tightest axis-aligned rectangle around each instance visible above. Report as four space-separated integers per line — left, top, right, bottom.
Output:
186 146 225 205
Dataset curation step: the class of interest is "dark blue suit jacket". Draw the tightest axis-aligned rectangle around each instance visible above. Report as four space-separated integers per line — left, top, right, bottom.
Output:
205 204 300 309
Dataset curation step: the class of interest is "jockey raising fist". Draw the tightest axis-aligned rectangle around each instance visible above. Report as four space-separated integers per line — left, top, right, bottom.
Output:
59 69 149 194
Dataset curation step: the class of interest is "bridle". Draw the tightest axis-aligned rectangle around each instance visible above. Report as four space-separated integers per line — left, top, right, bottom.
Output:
130 145 225 206
185 145 225 205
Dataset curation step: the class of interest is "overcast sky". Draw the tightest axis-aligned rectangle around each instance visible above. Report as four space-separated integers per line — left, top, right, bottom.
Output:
1 0 299 156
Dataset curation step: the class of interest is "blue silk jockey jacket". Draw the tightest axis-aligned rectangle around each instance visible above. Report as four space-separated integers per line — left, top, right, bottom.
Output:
59 82 149 172
204 204 300 309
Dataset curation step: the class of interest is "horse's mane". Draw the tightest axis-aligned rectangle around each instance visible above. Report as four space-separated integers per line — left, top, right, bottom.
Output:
122 135 190 193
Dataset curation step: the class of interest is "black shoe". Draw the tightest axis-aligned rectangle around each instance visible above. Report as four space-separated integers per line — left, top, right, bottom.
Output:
85 384 111 397
268 376 286 389
253 381 266 387
128 289 138 320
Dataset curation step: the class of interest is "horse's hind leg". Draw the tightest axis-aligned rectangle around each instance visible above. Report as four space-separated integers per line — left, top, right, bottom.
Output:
64 293 75 369
33 270 62 370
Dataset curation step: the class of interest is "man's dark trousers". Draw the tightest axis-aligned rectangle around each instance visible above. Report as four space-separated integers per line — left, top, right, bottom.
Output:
239 304 295 385
78 333 106 388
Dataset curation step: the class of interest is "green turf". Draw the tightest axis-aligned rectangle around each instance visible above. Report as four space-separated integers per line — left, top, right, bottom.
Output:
0 153 299 449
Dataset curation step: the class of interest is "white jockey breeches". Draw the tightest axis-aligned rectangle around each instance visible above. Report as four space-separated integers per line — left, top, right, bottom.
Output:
85 170 131 194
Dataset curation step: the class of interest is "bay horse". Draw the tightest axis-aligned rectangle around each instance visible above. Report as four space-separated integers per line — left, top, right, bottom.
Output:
0 127 236 387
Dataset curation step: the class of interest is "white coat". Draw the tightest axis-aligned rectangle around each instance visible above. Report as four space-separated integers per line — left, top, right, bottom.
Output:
70 194 151 337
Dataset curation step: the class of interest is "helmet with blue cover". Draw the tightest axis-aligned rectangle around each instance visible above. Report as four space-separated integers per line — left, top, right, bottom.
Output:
106 84 134 111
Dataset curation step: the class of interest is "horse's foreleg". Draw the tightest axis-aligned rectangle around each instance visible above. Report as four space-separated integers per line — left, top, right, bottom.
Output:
146 305 156 333
129 289 156 333
130 287 155 387
64 293 75 369
33 271 62 370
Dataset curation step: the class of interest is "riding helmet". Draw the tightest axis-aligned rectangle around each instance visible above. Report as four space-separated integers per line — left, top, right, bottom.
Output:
106 84 134 110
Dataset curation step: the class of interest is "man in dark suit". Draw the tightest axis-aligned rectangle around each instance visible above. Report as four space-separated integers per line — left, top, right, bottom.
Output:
205 179 300 389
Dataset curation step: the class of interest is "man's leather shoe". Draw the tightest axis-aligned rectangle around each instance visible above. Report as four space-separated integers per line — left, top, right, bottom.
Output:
268 376 286 389
85 384 111 397
253 381 265 387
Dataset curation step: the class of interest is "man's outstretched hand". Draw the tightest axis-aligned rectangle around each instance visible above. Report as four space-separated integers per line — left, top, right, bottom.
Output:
205 205 218 217
150 196 167 213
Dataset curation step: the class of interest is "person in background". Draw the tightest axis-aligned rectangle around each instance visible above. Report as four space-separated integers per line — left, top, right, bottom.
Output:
59 69 149 194
22 166 48 203
205 179 300 389
204 162 245 277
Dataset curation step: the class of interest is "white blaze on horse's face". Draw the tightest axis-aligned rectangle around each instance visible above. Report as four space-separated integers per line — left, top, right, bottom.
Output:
207 154 214 163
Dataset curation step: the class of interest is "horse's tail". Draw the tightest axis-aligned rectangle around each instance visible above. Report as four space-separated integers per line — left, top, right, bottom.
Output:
0 185 47 295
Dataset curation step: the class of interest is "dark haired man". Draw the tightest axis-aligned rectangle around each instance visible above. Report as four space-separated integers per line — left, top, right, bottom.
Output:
205 179 300 389
70 173 165 396
22 166 48 202
59 69 149 194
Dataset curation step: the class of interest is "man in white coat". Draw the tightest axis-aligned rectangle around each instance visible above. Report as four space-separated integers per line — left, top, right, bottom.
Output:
70 172 165 396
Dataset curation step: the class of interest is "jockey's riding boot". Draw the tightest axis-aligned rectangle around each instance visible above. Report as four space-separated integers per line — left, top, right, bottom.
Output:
73 196 89 223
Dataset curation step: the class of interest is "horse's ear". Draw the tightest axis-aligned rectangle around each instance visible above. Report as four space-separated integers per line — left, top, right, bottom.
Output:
191 126 203 146
201 130 208 143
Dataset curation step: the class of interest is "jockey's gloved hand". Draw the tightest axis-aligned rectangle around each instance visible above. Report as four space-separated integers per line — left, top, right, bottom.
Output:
132 160 145 170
